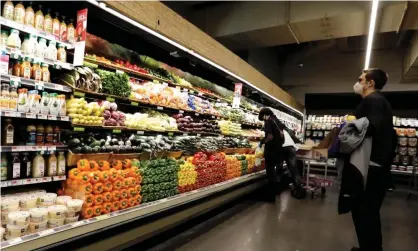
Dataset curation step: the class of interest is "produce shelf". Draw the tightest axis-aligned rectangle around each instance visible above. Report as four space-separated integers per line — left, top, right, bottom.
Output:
0 17 74 49
0 145 68 153
0 111 70 121
0 170 265 250
391 169 417 175
0 175 66 188
0 74 73 93
1 47 74 70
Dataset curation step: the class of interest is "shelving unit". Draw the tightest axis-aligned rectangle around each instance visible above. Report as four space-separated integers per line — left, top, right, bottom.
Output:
0 175 66 188
0 74 73 93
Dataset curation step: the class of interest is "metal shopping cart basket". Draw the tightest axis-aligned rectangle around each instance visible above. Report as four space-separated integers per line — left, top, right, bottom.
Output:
299 157 333 199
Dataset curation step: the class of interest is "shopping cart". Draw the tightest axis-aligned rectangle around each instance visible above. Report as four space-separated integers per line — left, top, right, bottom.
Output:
298 157 333 199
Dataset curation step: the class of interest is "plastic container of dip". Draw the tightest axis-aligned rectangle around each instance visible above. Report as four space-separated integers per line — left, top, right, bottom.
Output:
66 199 83 212
0 227 5 240
7 211 30 226
38 193 57 207
56 196 72 206
65 209 80 218
29 208 48 223
20 195 38 210
5 224 28 239
28 220 47 233
64 216 79 224
1 208 20 223
47 218 64 228
1 197 20 211
47 205 67 219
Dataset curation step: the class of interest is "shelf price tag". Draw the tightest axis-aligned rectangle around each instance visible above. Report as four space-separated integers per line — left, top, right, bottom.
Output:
137 131 144 135
112 129 121 134
48 146 56 151
195 113 199 116
60 116 70 121
37 114 47 120
73 127 85 132
74 91 85 97
9 76 21 87
25 113 36 119
196 134 201 137
38 229 55 237
179 110 184 114
115 70 124 75
12 146 26 152
9 180 23 186
47 115 57 120
211 116 215 119
34 81 44 90
7 237 22 245
54 84 64 91
198 92 203 96
157 106 163 110
1 181 8 187
162 82 168 87
168 132 174 136
131 101 139 106
182 133 188 136
175 86 181 90
4 111 15 117
106 97 115 102
53 63 62 70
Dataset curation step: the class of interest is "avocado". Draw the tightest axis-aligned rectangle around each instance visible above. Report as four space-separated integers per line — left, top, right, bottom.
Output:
73 147 82 154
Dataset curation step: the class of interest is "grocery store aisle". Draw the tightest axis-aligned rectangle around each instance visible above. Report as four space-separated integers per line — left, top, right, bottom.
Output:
146 187 418 251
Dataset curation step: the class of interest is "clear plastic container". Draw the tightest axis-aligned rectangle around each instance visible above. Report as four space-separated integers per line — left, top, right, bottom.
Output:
19 194 38 210
47 205 66 219
5 224 28 239
29 208 48 223
35 38 47 59
47 218 64 228
66 199 83 212
64 215 79 224
29 220 47 233
0 227 4 240
7 29 21 49
56 196 72 206
7 211 30 226
38 193 57 207
46 40 57 61
1 197 20 211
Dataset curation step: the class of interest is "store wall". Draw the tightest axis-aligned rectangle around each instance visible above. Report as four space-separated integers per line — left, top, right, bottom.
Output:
281 49 418 104
247 47 282 85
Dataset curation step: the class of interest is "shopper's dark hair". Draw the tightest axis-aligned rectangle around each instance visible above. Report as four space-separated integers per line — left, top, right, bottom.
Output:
258 107 273 121
363 68 388 90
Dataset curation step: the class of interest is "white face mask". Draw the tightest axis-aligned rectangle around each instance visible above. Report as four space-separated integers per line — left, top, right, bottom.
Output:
353 82 363 95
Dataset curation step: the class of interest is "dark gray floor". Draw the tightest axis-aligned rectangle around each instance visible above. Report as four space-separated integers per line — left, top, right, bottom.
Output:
150 187 418 251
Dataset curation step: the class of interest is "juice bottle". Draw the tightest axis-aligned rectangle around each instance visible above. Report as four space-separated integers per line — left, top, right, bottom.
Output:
17 88 29 113
57 152 65 175
22 153 31 178
36 124 44 145
41 63 50 82
32 60 42 81
43 8 53 33
52 12 60 37
21 57 32 79
2 1 14 20
8 86 17 111
32 152 45 178
3 119 14 145
26 124 36 145
57 44 66 62
46 153 57 176
24 2 35 27
67 19 75 43
45 125 53 145
34 5 44 31
1 83 10 110
60 16 67 41
13 2 25 24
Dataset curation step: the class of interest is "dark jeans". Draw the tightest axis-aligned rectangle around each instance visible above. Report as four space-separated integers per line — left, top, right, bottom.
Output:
265 155 281 200
351 166 387 251
281 146 302 186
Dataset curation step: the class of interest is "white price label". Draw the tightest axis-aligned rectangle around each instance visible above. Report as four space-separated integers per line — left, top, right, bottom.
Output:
25 113 36 119
48 146 56 151
195 113 199 116
179 110 184 114
72 221 84 227
211 116 215 119
198 92 203 96
116 69 124 75
157 106 163 110
35 81 44 90
35 178 43 183
4 111 15 117
162 82 168 87
41 146 47 151
23 178 34 185
60 116 70 121
48 115 57 120
8 180 23 186
7 237 22 245
38 229 55 236
9 76 21 86
196 134 201 137
14 112 21 117
137 131 144 135
11 146 26 152
1 181 8 187
37 114 47 120
55 84 64 91
183 133 188 136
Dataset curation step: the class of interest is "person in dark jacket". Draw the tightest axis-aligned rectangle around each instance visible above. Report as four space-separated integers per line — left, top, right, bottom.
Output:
258 108 284 202
340 68 394 251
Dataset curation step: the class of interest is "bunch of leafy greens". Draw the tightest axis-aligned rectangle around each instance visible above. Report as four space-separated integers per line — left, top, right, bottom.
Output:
95 69 131 97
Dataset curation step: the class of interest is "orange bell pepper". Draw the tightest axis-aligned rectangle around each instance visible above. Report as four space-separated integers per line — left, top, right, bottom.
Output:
102 202 112 214
77 159 90 171
82 207 94 219
111 190 121 201
128 197 136 207
113 179 122 190
128 167 139 178
89 161 99 171
111 160 122 170
120 199 128 209
98 160 110 171
122 159 131 169
89 171 100 184
103 181 113 192
122 178 130 188
109 168 119 181
93 205 102 216
68 168 80 180
99 171 110 182
135 195 142 205
111 201 120 211
120 188 128 199
103 192 112 202
84 194 94 207
119 170 129 179
134 185 141 194
130 177 137 187
82 183 93 195
93 194 104 206
79 172 90 183
93 182 104 194
137 175 142 184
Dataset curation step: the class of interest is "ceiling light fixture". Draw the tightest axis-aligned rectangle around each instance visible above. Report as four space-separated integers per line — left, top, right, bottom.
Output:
86 0 304 116
364 0 380 69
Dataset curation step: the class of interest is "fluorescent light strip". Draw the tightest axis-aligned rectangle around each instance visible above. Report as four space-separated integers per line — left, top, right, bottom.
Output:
86 0 304 116
364 0 379 69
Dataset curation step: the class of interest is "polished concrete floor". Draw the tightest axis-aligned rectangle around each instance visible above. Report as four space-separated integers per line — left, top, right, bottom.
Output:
149 187 418 251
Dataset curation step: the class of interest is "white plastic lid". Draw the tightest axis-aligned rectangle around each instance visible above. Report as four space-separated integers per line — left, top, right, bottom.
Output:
56 196 72 205
8 211 30 222
66 199 83 211
29 207 48 217
1 197 20 210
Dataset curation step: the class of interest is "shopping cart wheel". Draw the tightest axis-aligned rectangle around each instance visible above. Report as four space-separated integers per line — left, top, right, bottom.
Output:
321 187 326 196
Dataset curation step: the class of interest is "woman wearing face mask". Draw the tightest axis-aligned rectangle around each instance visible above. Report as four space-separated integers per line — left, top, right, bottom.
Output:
258 107 285 202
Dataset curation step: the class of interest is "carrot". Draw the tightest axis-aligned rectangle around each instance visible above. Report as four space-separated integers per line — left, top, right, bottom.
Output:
98 160 110 171
109 168 119 181
113 179 122 190
122 159 131 169
77 159 90 171
69 168 80 180
103 181 113 192
93 182 104 195
120 189 128 199
82 207 94 219
89 161 99 171
120 199 128 209
99 171 110 182
111 160 122 170
111 201 120 211
84 194 94 207
111 190 121 201
103 192 112 203
89 171 100 184
102 202 112 214
93 205 102 216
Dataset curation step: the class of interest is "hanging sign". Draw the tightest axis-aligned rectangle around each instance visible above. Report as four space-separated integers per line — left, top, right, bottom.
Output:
232 83 242 109
73 9 88 66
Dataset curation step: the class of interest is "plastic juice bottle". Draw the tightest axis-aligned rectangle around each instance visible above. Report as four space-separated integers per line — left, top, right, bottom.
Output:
52 12 60 37
43 8 53 33
60 16 67 41
57 152 65 175
32 152 45 178
24 2 35 27
8 86 17 111
21 57 32 79
32 60 42 81
34 5 44 31
67 19 75 43
41 63 50 82
58 95 66 116
46 153 57 176
13 2 25 24
2 1 14 20
40 92 50 114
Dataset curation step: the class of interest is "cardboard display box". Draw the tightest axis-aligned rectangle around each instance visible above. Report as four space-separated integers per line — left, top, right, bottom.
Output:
296 127 339 160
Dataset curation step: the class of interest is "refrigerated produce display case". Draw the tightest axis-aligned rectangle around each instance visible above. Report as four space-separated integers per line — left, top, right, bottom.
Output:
0 1 304 249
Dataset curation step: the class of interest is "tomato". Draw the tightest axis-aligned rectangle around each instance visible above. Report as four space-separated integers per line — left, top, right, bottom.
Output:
111 160 122 170
99 171 110 182
102 192 112 202
98 161 110 171
113 179 122 190
134 185 141 194
128 198 136 207
122 159 131 169
89 161 99 171
69 168 80 180
109 168 119 181
120 199 128 209
79 172 90 183
127 187 136 198
82 183 93 194
122 178 130 188
77 159 90 171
